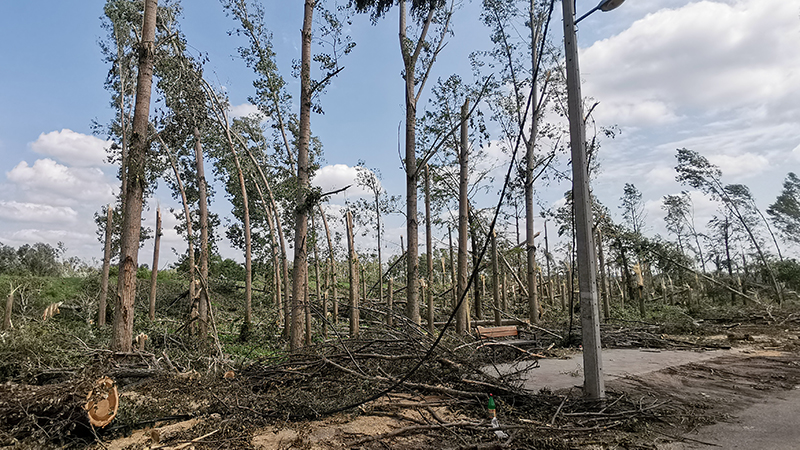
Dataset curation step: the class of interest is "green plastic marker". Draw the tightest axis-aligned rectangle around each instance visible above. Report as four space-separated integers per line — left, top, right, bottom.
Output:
487 394 496 417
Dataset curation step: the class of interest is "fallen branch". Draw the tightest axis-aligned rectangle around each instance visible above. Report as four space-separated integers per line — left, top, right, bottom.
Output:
349 421 482 445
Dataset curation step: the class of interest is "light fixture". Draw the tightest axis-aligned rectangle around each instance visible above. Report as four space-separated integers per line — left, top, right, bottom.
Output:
576 0 626 24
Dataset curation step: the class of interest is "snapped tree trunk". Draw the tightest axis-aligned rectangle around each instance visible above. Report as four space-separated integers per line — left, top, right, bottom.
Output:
112 0 158 352
318 205 337 324
148 205 161 321
346 210 360 337
491 231 501 326
194 128 210 340
99 204 113 326
424 164 433 307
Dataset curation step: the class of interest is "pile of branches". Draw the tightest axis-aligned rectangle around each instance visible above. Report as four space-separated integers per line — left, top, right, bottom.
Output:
229 322 536 420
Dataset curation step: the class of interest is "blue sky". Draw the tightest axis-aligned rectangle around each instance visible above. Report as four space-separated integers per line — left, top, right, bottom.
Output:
1 0 798 266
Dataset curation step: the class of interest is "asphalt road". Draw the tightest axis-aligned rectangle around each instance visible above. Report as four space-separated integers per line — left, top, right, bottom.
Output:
658 386 800 449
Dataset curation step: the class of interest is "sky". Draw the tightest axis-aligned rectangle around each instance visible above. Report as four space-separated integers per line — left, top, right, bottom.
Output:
0 0 798 269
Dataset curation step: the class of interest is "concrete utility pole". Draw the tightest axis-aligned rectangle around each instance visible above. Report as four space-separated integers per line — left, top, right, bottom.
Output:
562 0 625 401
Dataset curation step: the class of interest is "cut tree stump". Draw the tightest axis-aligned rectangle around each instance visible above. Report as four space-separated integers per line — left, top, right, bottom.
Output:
84 376 118 428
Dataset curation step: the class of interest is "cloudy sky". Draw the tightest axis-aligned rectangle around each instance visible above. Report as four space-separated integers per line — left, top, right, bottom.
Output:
0 0 798 267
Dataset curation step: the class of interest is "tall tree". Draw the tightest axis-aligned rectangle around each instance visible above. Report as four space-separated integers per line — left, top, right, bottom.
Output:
354 165 397 304
620 183 646 236
662 192 706 272
353 0 453 325
768 172 800 246
480 0 558 324
112 0 158 352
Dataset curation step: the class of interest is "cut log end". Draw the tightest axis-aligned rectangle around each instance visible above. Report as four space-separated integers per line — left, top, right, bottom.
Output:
84 376 118 428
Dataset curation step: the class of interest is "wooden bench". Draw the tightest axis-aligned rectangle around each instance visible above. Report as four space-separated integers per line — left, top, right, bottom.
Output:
476 325 519 339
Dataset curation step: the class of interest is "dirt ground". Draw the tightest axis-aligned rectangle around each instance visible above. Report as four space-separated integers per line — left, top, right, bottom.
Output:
3 309 800 449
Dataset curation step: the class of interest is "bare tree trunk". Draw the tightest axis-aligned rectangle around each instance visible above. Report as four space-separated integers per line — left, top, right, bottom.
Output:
723 217 736 305
491 231 501 326
304 269 311 347
448 226 456 309
318 205 337 324
227 141 252 334
99 204 113 327
148 205 161 321
456 99 470 333
112 0 158 352
194 128 210 340
387 277 394 326
346 210 359 337
596 227 610 320
376 187 384 306
424 164 433 307
290 0 314 352
524 0 541 325
470 225 483 320
161 140 195 327
312 212 323 339
242 145 283 327
251 178 281 326
424 280 433 333
3 288 17 330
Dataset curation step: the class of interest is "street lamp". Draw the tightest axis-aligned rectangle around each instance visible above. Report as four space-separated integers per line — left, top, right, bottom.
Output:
562 0 625 401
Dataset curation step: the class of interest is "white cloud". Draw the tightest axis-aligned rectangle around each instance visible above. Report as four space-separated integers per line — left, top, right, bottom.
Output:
582 0 800 127
645 166 676 186
29 129 111 167
312 164 372 201
707 152 770 178
0 201 77 223
229 103 262 119
7 158 116 205
2 228 97 248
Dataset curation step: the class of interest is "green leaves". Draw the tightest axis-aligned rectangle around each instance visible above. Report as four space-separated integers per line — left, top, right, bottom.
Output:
768 172 800 245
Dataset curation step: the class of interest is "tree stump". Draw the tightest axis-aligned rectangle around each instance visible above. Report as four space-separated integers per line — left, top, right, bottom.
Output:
84 376 118 428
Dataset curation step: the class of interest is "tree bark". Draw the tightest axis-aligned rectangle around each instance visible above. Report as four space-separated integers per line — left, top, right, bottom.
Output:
346 210 360 337
223 131 252 334
162 139 195 327
524 0 542 325
112 0 158 352
99 203 113 326
456 99 470 333
194 128 210 340
318 205 337 324
424 164 433 305
596 227 610 320
491 231 501 326
387 277 394 326
3 289 14 330
148 205 161 321
289 0 315 352
312 212 323 338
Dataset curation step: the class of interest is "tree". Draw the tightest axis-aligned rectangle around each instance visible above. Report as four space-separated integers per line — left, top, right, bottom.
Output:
112 0 158 352
480 0 558 325
662 192 706 272
353 0 453 325
353 164 398 304
620 183 646 236
675 148 782 303
767 172 800 246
